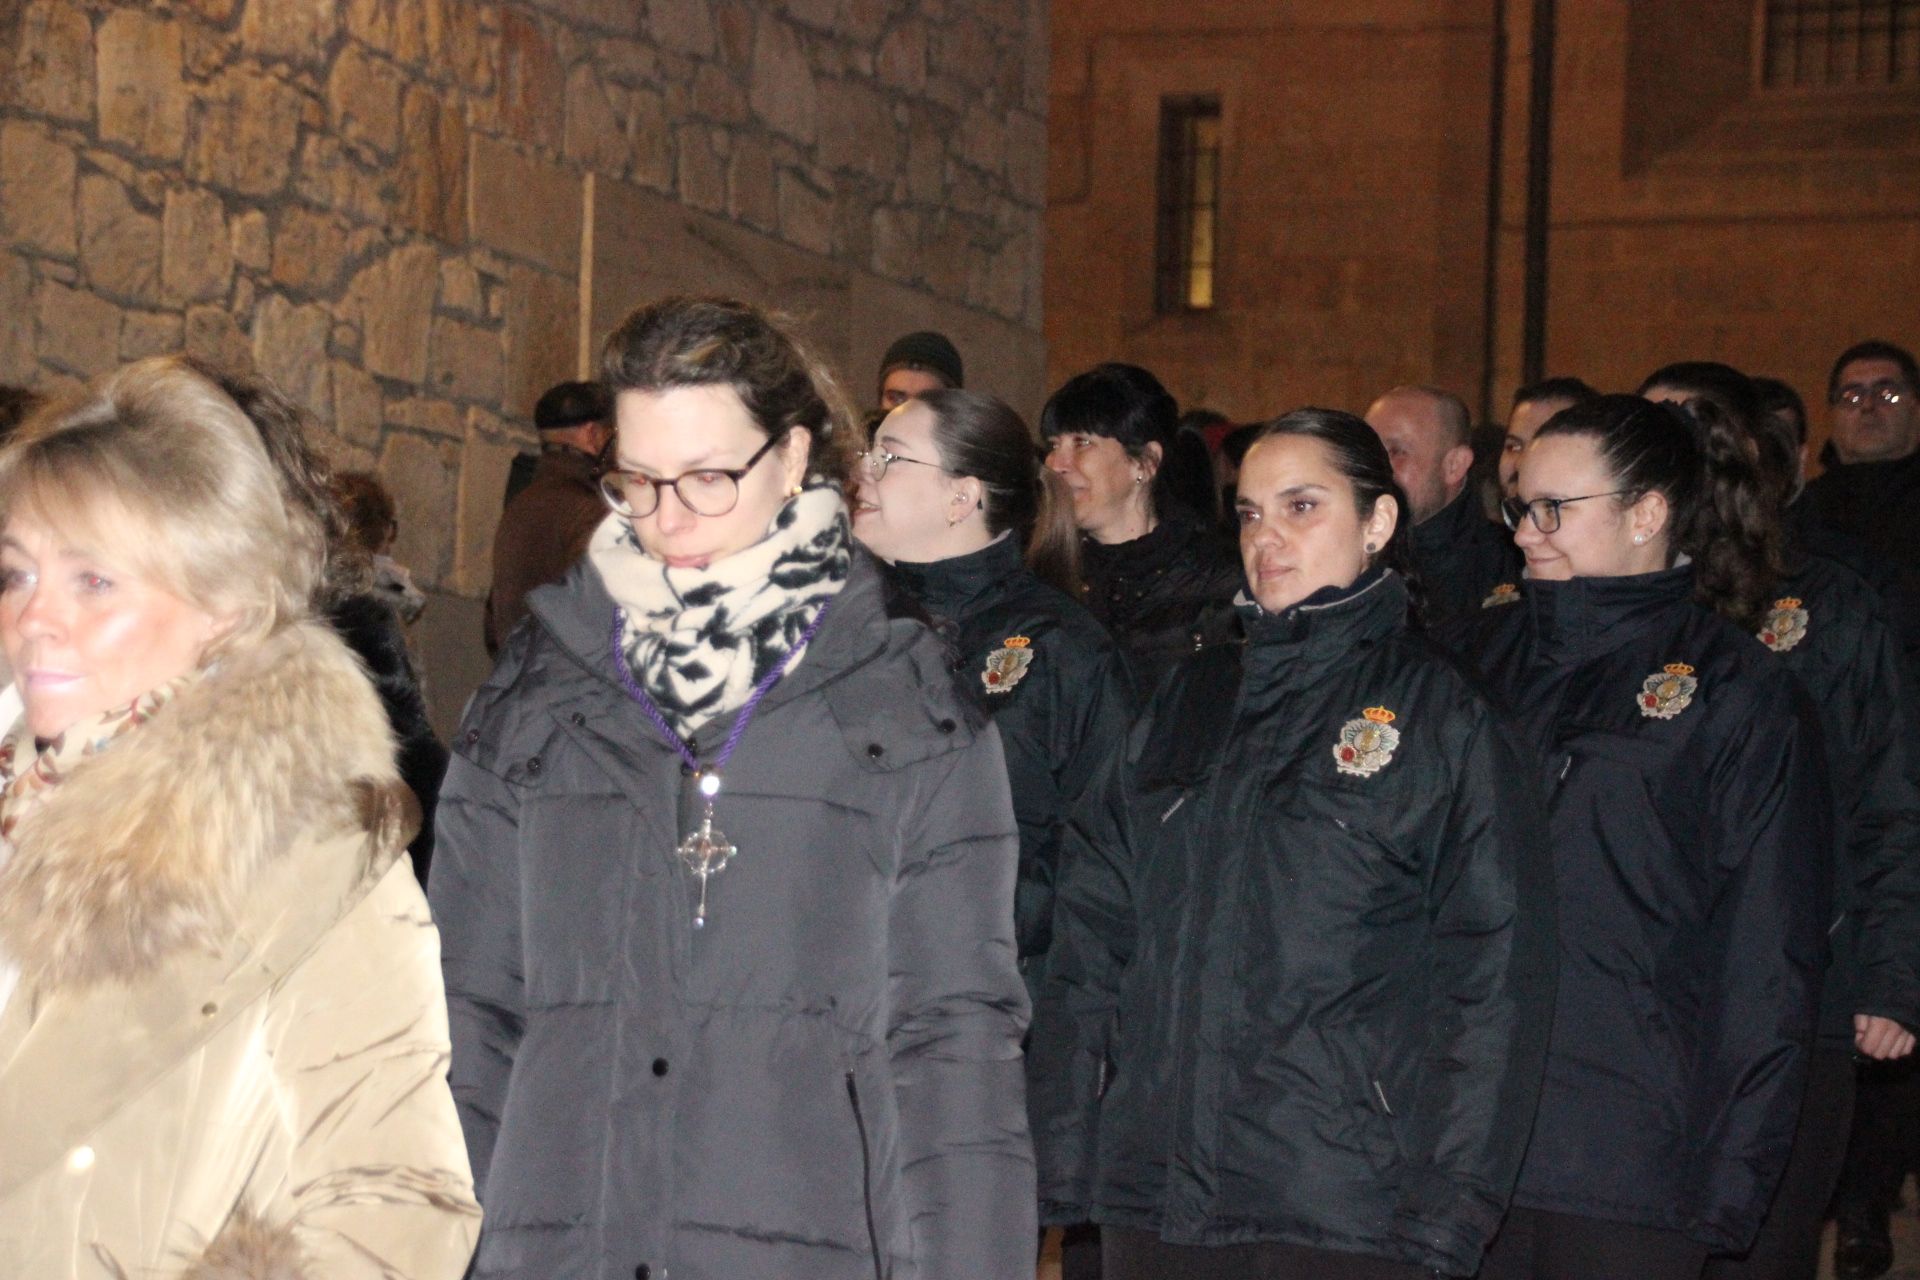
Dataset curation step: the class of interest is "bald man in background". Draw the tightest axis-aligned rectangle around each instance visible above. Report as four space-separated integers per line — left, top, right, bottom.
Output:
1365 384 1523 625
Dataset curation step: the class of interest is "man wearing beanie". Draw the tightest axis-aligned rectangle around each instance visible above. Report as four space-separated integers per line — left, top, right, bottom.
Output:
877 330 964 410
484 380 614 655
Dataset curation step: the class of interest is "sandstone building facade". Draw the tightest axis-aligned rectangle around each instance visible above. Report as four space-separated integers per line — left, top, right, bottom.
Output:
1 0 1048 725
1048 0 1920 448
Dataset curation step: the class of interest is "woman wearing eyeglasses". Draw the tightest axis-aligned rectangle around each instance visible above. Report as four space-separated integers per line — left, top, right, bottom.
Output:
1458 394 1833 1280
851 390 1134 998
430 296 1036 1279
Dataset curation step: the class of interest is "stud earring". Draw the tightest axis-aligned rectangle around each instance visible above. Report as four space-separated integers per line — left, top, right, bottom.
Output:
1364 542 1378 554
1633 533 1647 545
788 483 803 498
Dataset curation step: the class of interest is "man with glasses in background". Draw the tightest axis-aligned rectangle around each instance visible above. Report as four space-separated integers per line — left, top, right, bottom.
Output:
1800 338 1920 1280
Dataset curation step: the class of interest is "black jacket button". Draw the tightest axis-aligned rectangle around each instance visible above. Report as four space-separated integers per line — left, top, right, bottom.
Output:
938 718 956 734
866 743 884 759
525 756 542 775
634 1266 651 1280
652 1058 669 1077
464 728 481 745
570 711 586 727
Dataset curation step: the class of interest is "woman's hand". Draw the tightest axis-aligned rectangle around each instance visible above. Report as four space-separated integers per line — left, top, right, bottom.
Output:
1855 1013 1917 1060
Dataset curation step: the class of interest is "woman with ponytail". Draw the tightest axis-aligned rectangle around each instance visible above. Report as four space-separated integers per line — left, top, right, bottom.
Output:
1454 393 1833 1279
853 388 1135 998
1642 362 1920 1280
1030 409 1556 1279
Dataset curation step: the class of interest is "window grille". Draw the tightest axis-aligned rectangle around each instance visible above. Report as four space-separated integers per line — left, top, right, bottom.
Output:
1155 97 1221 313
1759 0 1920 88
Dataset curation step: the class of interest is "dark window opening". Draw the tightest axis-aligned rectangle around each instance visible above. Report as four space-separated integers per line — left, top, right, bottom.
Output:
1155 96 1221 314
1759 0 1920 89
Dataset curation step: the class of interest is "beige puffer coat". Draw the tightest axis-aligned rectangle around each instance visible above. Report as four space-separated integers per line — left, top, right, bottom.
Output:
0 621 480 1277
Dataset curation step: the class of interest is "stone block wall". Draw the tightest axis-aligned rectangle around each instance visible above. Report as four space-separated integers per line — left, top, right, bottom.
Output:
1 0 1048 727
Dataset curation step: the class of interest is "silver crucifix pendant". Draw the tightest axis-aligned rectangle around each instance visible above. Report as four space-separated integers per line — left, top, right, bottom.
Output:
676 800 737 928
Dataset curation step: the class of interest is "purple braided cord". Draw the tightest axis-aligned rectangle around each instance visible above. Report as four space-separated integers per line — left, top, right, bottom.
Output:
608 598 833 774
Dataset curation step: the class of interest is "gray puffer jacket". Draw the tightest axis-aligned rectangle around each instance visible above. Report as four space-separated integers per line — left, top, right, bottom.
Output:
431 552 1036 1280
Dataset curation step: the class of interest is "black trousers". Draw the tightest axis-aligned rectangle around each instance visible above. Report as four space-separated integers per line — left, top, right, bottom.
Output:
1836 1046 1920 1213
1704 1045 1856 1280
1061 1223 1102 1280
1477 1207 1709 1280
1103 1226 1426 1280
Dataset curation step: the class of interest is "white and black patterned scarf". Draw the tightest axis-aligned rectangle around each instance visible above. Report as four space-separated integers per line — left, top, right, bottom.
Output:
588 485 852 739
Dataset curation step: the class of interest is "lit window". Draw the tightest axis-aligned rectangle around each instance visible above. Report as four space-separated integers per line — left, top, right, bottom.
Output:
1155 96 1221 314
1759 0 1920 88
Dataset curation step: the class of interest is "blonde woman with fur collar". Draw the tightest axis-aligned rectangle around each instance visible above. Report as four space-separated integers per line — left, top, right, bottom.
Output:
0 358 480 1277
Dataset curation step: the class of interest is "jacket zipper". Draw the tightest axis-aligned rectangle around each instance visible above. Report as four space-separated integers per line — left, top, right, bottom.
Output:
845 1072 886 1280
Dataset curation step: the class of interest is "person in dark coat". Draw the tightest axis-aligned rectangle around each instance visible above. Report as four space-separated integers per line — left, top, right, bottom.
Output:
1641 362 1920 1280
430 297 1035 1280
1364 383 1523 626
1042 363 1242 691
852 389 1135 995
1031 409 1557 1280
1458 395 1833 1280
484 379 614 656
196 359 449 887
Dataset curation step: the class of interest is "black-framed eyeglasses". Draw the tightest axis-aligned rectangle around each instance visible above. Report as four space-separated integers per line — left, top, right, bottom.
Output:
598 430 790 519
859 448 944 482
1501 490 1633 534
1833 381 1909 410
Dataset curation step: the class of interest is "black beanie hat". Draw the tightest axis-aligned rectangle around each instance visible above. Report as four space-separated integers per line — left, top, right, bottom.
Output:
534 380 613 432
879 331 963 389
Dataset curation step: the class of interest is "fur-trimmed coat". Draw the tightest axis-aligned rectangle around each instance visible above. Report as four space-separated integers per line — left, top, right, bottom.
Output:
0 622 481 1278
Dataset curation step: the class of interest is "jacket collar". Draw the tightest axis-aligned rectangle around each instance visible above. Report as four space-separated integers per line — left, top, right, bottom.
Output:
531 547 896 751
1409 486 1488 559
0 620 405 995
1816 440 1920 484
1081 508 1204 578
1519 564 1695 665
889 533 1022 619
1237 568 1407 682
536 445 601 485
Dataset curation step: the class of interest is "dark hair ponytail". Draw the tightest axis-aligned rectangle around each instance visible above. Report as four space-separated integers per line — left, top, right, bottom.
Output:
1538 393 1780 629
1235 407 1425 622
919 388 1081 597
1638 360 1798 511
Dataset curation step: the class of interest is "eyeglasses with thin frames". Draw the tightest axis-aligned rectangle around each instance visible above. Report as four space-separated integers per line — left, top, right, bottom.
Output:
598 429 790 519
859 448 944 482
1501 490 1633 535
1834 382 1909 411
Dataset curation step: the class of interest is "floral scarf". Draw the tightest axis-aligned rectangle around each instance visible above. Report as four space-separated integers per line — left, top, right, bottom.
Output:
0 677 193 845
587 485 852 740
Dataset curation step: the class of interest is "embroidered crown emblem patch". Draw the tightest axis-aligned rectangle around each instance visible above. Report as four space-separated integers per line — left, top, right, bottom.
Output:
1757 597 1809 653
982 636 1034 694
1482 583 1521 608
1639 662 1698 720
1334 706 1401 777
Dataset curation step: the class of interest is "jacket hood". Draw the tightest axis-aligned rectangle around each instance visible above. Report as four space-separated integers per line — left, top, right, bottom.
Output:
0 620 403 993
